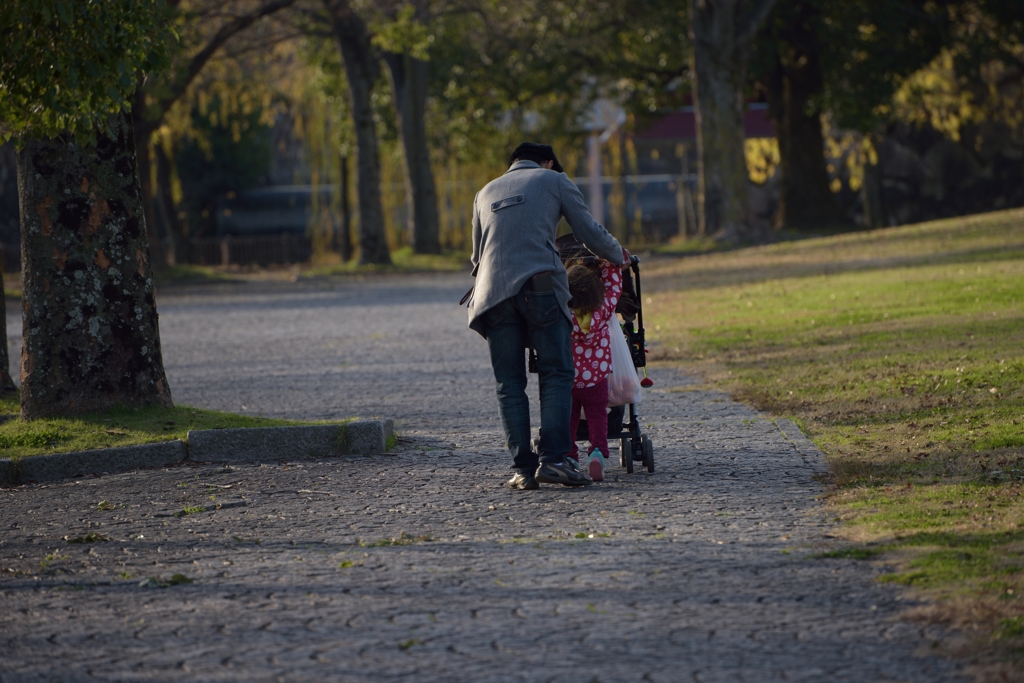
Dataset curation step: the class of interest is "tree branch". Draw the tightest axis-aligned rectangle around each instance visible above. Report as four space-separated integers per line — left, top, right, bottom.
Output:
737 0 778 45
154 0 297 118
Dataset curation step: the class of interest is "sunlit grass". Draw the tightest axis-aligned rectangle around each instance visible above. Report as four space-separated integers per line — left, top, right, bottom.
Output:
152 263 237 285
304 246 470 276
643 208 1024 651
0 393 318 460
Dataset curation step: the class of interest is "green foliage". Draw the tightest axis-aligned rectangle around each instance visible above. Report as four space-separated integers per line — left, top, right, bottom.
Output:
753 0 955 133
175 101 274 237
372 5 432 60
0 0 174 142
425 0 688 166
755 0 1024 136
892 2 1024 143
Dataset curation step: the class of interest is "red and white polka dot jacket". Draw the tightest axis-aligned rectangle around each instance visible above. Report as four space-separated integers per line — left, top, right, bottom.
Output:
570 256 625 389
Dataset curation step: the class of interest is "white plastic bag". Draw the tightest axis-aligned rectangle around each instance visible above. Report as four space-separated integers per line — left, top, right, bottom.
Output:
607 322 642 407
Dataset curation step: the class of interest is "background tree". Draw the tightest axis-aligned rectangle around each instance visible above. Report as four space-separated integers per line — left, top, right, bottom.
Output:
1 0 174 418
752 0 953 231
426 0 686 162
377 2 441 255
321 0 391 265
892 1 1024 138
753 0 845 231
132 0 296 263
688 0 777 243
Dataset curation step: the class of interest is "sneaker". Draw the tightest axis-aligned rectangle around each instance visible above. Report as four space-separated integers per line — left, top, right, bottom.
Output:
535 459 592 487
588 449 605 482
508 472 539 490
564 455 586 474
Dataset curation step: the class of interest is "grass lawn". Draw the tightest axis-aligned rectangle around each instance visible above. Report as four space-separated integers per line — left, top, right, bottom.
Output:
643 208 1024 663
152 263 238 286
0 392 322 461
146 248 471 288
303 246 470 276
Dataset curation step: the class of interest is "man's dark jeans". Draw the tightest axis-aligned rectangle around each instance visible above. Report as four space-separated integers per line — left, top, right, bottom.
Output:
482 284 573 474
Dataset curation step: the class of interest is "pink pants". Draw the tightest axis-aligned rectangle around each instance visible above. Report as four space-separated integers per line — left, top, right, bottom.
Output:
569 379 609 459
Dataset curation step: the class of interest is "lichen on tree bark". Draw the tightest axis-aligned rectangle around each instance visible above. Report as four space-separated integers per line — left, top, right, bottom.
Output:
16 112 173 419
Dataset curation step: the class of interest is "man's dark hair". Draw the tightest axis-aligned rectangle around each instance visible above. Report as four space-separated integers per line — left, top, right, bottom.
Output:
509 142 564 173
566 264 604 314
513 150 551 166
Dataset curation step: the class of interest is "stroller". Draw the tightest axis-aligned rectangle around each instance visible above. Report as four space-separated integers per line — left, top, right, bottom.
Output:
530 233 655 474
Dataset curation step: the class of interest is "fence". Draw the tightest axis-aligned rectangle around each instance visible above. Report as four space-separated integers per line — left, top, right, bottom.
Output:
0 233 315 274
0 171 701 273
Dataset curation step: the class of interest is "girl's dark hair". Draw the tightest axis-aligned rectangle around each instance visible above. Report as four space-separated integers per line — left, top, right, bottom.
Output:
566 264 604 314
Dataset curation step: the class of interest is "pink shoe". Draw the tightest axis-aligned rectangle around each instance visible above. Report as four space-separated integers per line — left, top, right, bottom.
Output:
587 449 605 482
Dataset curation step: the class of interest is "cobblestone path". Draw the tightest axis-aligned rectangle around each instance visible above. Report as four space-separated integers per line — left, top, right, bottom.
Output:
0 275 966 682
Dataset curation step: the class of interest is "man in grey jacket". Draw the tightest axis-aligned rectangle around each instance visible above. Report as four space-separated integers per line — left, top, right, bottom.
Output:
468 142 626 489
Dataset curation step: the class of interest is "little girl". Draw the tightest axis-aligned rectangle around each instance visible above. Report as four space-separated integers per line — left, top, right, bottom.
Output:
566 249 629 482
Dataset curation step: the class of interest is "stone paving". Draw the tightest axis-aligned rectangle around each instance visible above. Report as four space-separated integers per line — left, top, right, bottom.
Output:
0 274 968 682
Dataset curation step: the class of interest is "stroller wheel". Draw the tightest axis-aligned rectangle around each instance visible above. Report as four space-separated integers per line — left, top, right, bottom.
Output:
619 438 630 468
642 435 655 473
625 439 635 474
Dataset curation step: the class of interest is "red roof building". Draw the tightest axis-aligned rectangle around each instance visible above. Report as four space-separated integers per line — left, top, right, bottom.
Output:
636 104 774 141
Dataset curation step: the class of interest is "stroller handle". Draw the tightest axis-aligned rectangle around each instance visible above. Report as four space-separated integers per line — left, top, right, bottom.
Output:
566 254 639 268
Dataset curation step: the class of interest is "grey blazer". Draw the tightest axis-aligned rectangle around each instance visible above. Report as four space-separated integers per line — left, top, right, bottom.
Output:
468 160 624 336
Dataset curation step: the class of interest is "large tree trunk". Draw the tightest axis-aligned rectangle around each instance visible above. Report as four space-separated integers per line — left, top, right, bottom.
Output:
860 135 884 228
384 51 440 254
16 111 173 419
324 0 391 265
689 0 777 243
763 2 846 231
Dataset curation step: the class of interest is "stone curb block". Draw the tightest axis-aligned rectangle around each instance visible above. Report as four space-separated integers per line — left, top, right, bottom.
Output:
348 419 394 455
186 419 394 464
2 440 187 485
775 419 823 457
0 420 396 485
